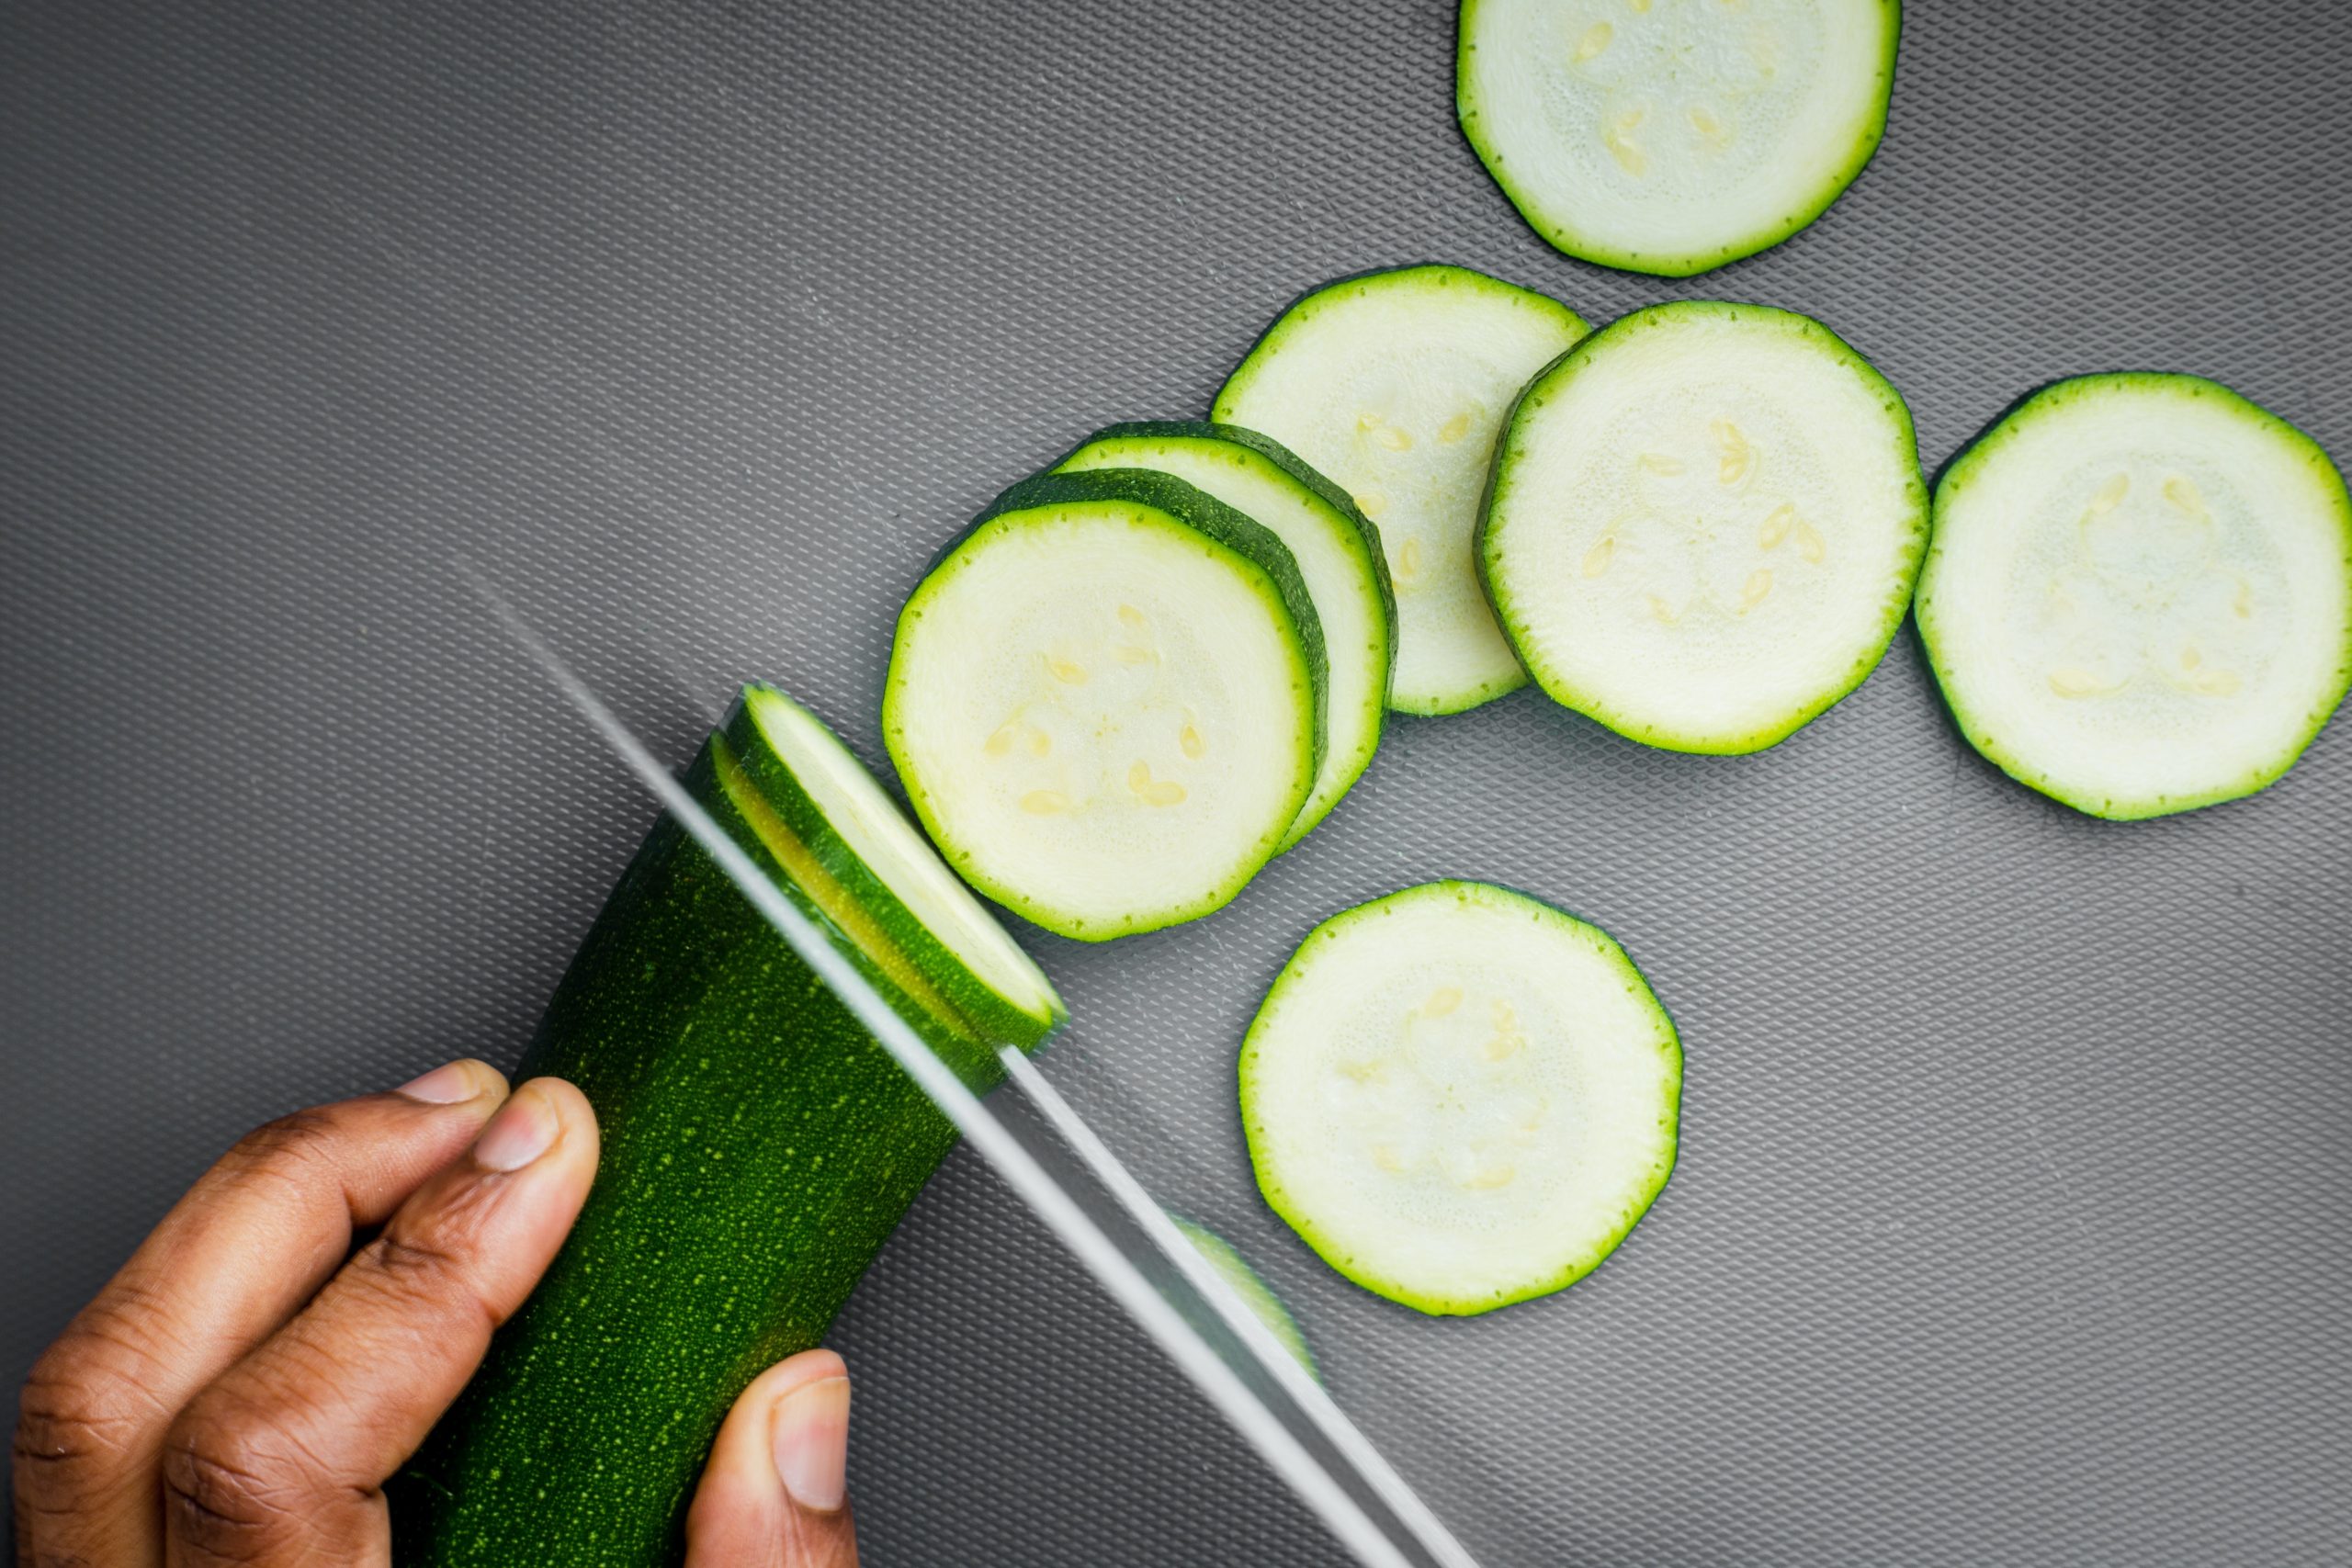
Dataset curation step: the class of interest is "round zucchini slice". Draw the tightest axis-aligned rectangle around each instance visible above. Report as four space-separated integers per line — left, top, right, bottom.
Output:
1480 299 1927 753
1056 422 1395 851
1917 373 2352 819
1457 0 1900 276
884 469 1325 942
1239 881 1681 1317
1215 265 1589 716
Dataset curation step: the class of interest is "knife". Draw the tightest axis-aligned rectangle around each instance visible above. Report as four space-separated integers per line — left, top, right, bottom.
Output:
466 564 1483 1568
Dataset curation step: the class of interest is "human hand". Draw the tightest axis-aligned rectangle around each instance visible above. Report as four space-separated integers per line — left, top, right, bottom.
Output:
13 1060 859 1566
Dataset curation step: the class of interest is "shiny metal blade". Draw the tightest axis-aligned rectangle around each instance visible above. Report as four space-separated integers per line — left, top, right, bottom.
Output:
466 565 1481 1568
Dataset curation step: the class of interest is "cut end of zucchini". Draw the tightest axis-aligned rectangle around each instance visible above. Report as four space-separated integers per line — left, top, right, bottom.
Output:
1056 422 1395 851
1481 299 1927 753
1457 0 1899 276
730 684 1064 1043
1917 373 2352 819
1215 265 1587 716
1240 881 1681 1317
886 470 1324 941
398 683 1068 1562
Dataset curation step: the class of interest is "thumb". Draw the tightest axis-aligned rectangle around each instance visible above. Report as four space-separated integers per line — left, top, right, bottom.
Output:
684 1348 859 1568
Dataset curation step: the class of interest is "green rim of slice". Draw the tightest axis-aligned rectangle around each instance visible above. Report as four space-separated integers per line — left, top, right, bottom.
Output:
1170 1216 1320 1380
1480 299 1928 754
1456 0 1901 276
1056 421 1395 850
1240 880 1681 1316
718 683 1064 1048
885 468 1325 941
1917 372 2352 819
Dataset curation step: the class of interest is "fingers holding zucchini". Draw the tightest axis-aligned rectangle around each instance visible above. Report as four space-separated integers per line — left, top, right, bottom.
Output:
10 1064 512 1565
9 1066 596 1568
160 1079 599 1564
685 1348 861 1568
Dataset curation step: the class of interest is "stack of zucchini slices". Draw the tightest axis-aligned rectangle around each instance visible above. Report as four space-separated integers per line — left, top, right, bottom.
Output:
886 262 1623 942
885 427 1396 941
885 269 1941 953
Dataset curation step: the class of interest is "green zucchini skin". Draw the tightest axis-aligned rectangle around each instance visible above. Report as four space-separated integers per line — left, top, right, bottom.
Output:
1455 0 1902 276
392 729 1033 1564
1057 421 1401 672
1051 422 1396 851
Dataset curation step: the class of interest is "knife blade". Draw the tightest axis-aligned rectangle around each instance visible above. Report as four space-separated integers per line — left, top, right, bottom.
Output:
464 563 1481 1568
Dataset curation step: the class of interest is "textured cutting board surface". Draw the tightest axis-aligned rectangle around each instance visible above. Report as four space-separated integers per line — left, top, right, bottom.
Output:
5 2 2348 1562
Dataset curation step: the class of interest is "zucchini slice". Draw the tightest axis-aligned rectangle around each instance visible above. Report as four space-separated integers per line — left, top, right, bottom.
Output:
1917 373 2352 819
395 689 1064 1565
1215 265 1588 716
1055 422 1395 850
1480 300 1927 753
1171 1216 1319 1379
1239 882 1680 1317
722 683 1063 1046
885 469 1326 941
1457 0 1900 276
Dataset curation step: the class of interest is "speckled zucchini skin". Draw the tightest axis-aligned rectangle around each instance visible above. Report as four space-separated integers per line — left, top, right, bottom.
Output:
391 737 989 1564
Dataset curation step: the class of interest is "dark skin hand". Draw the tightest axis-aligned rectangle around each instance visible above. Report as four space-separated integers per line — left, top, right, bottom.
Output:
13 1060 858 1567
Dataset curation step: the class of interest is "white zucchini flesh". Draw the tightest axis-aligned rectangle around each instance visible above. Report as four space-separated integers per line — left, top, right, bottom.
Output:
1481 300 1927 753
885 492 1317 941
1056 425 1394 850
1457 0 1899 276
1917 374 2352 819
1216 265 1588 716
1240 882 1680 1317
738 685 1061 1031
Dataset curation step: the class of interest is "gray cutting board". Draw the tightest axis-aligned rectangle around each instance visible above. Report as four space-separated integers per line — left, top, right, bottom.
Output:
5 1 2348 1562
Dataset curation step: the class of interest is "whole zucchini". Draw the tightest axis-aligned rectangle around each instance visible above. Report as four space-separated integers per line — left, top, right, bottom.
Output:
392 685 1062 1564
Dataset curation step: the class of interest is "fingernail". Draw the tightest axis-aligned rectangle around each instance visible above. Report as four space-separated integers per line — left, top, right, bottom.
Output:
396 1060 481 1104
472 1085 560 1171
773 1375 851 1514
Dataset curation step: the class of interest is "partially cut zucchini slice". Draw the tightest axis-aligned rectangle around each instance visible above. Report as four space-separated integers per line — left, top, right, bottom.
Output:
885 469 1326 941
1457 0 1900 276
1480 299 1927 753
1215 265 1588 716
1917 373 2352 819
1240 882 1681 1317
1055 422 1395 850
721 683 1064 1047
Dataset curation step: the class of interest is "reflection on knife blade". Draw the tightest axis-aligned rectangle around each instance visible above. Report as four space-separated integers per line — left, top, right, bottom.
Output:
463 561 1477 1568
